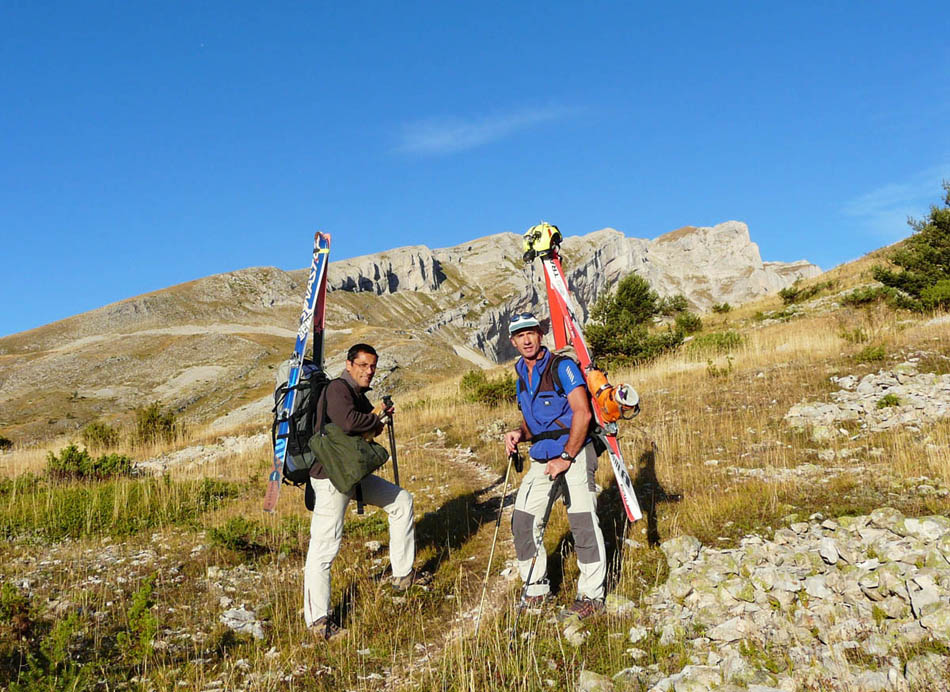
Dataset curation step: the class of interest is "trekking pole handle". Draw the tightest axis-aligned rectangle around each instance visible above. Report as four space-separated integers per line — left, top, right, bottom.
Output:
509 448 523 473
381 395 399 486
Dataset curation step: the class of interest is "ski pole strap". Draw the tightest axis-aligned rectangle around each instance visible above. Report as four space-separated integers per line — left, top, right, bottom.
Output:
553 473 571 510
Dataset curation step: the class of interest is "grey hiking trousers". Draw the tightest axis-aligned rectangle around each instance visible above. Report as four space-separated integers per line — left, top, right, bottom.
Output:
510 442 606 601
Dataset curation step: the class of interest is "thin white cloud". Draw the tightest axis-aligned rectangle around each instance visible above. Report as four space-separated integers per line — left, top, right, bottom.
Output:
396 106 576 155
842 165 950 240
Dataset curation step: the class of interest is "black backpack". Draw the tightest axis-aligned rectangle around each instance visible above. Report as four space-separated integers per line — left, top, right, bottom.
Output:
272 358 331 486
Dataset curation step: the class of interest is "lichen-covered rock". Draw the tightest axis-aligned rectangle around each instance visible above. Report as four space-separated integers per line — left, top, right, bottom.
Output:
660 535 702 569
627 509 950 691
577 669 615 692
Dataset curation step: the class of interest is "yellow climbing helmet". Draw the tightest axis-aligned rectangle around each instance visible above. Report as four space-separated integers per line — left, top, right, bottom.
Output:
522 222 562 262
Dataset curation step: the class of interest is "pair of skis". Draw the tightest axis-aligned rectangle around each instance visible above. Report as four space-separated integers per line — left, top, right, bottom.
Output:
264 229 639 522
263 232 331 513
531 242 643 523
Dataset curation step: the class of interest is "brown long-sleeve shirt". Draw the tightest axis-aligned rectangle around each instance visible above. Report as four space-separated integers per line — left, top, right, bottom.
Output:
310 370 381 479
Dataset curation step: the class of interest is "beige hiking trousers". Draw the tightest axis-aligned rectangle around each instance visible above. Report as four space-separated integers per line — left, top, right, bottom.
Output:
303 474 415 626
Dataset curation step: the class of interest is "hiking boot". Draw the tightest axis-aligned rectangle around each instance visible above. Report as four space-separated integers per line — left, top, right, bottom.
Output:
310 616 347 642
521 593 551 609
557 598 605 622
392 570 433 592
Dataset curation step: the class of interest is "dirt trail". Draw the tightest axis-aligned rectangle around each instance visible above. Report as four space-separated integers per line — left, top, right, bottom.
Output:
383 439 520 690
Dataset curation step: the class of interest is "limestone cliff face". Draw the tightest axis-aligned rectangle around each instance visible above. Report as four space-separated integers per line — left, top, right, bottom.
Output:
328 246 446 294
326 221 821 361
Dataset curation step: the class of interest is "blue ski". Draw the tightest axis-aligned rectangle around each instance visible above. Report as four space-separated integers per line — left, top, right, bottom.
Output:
263 232 331 512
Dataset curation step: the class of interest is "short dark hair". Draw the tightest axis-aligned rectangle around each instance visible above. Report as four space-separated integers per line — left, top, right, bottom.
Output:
346 343 378 362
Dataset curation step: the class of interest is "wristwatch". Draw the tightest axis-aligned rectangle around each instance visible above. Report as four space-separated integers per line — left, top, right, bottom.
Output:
559 451 575 462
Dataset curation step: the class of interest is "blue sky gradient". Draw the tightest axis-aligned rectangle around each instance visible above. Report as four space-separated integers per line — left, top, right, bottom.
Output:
2 1 948 336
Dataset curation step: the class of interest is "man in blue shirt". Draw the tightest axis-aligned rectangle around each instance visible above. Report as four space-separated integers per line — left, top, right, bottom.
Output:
503 312 607 620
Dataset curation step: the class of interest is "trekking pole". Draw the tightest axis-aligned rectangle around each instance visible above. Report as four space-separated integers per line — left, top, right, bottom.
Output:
382 395 399 487
475 449 519 636
513 472 570 638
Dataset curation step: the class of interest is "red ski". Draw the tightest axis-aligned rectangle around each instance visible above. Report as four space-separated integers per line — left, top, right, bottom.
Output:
524 223 643 522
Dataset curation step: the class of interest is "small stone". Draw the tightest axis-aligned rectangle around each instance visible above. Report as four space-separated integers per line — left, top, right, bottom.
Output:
804 575 834 600
628 625 648 644
818 538 839 565
850 670 889 691
863 633 891 658
661 535 702 569
605 594 637 616
708 617 749 642
920 606 950 641
564 621 589 647
577 669 614 692
904 653 950 688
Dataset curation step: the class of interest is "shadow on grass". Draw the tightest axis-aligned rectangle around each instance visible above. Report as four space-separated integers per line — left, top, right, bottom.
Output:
544 442 682 597
631 441 682 547
332 476 503 624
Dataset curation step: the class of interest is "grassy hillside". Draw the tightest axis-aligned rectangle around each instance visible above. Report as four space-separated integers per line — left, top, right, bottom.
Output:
3 253 950 690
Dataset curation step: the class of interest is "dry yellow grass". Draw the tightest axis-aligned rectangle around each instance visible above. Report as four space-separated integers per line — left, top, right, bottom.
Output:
5 281 950 690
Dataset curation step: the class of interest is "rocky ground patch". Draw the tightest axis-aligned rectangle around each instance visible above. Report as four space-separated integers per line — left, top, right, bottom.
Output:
785 359 950 440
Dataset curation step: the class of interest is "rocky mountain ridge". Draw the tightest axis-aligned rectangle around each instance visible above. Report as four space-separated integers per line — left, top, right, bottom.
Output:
0 221 819 442
327 221 820 362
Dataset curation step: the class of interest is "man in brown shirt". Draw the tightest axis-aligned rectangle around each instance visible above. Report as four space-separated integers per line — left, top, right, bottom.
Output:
303 343 417 641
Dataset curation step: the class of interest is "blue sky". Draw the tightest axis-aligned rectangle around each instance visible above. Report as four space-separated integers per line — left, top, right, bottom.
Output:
2 1 948 337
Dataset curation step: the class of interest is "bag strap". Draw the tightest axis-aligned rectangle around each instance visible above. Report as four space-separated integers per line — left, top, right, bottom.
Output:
317 377 363 436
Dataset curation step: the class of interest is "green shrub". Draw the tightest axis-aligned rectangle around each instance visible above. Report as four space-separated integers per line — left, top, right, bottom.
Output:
46 445 133 480
674 311 702 335
585 273 685 362
658 294 689 315
854 344 886 363
116 575 159 666
0 436 12 452
80 421 119 450
920 278 950 311
6 611 89 692
711 302 732 313
876 393 901 409
872 181 950 310
133 402 180 445
209 516 267 557
460 370 516 407
840 285 897 307
778 279 836 305
460 370 486 393
0 582 31 628
689 330 743 353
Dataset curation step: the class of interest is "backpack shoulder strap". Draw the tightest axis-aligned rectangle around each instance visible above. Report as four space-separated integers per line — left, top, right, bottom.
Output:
316 377 344 436
547 355 567 396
